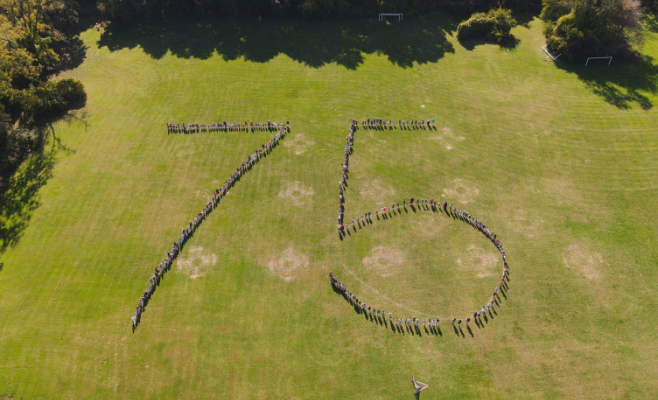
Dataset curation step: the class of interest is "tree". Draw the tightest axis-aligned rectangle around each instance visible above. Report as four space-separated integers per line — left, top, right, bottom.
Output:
0 0 66 66
543 0 643 62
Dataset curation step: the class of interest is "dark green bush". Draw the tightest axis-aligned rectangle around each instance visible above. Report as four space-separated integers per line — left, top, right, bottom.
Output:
54 78 86 104
456 7 517 41
19 78 86 115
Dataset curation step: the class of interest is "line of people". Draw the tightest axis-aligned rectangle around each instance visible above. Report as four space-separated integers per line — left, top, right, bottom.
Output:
359 118 436 129
131 127 289 331
167 121 290 134
337 120 357 229
330 272 444 337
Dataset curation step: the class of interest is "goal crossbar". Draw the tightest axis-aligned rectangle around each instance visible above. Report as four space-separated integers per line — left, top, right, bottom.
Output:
379 13 403 22
586 56 612 66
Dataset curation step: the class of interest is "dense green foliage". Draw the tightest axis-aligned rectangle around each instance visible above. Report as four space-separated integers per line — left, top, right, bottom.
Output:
542 0 644 62
96 0 542 21
21 78 85 115
456 7 517 41
0 0 86 176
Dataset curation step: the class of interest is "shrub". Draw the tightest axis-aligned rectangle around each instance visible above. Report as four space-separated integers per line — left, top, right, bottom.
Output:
54 78 86 104
456 8 517 42
19 78 86 115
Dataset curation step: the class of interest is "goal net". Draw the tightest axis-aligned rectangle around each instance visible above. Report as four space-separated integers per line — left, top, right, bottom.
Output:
586 56 612 66
379 13 403 22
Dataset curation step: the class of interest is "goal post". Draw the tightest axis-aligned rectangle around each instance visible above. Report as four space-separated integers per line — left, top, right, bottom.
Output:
586 56 612 66
541 44 561 61
379 13 403 22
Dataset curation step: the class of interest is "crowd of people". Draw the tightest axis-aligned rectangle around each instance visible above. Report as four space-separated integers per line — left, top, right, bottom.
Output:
333 118 509 336
131 126 289 331
166 121 289 134
331 203 509 336
360 118 436 129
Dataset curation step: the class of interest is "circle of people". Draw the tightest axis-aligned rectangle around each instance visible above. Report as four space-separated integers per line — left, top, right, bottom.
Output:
131 126 289 330
330 204 509 332
334 119 509 331
167 121 289 134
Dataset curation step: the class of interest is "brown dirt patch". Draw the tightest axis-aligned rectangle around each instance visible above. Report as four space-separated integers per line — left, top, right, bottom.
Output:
359 179 395 199
432 127 466 150
278 181 314 206
563 243 602 280
499 207 544 239
266 247 309 281
443 178 479 204
362 245 404 277
283 133 315 155
456 244 500 278
176 246 217 279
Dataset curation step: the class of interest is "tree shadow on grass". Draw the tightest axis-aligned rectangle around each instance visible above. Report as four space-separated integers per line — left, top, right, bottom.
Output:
459 35 520 51
556 54 658 110
97 13 459 69
0 126 76 265
645 14 658 33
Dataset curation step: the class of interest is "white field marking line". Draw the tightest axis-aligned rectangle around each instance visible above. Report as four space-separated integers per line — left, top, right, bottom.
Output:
340 264 495 321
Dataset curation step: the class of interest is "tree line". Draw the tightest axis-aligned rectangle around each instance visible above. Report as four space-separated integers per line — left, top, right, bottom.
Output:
1 0 85 177
96 0 543 21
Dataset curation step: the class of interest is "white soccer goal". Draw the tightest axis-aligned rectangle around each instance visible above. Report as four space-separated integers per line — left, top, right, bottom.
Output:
540 44 561 61
586 56 612 66
379 13 403 22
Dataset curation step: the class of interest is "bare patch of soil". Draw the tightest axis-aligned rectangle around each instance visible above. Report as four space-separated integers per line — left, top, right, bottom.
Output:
443 178 479 204
283 133 315 155
499 207 544 239
563 243 602 280
278 181 314 206
432 127 466 150
176 246 217 279
362 245 404 277
456 244 500 278
359 179 395 199
266 247 309 281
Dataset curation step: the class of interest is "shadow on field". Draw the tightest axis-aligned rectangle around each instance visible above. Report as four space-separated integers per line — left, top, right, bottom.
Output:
0 127 75 265
645 14 658 33
459 35 520 52
556 54 658 110
97 14 459 69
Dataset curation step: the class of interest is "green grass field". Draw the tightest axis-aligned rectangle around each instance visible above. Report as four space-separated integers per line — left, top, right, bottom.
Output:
1 13 658 399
